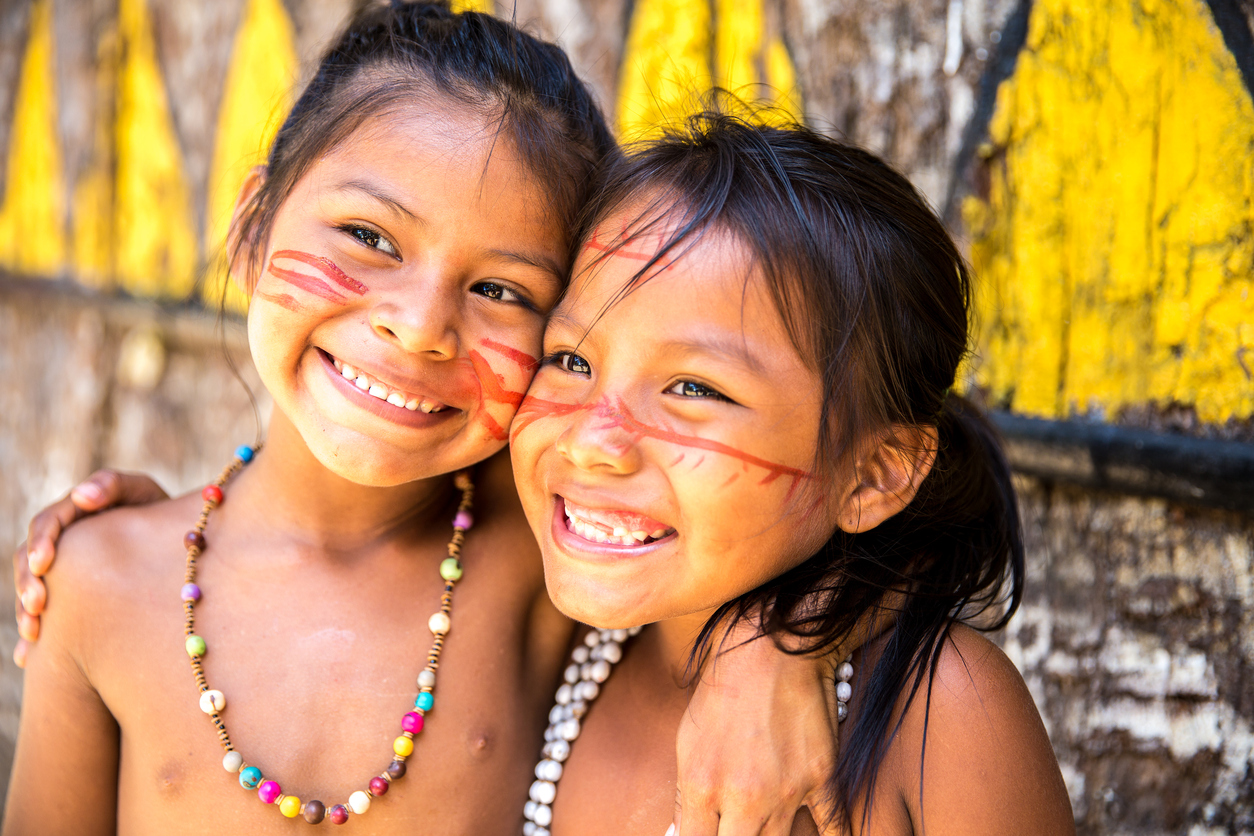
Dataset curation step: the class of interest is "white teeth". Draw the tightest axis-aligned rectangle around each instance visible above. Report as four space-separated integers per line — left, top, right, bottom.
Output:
386 393 406 407
612 527 627 537
333 358 343 370
405 398 420 411
354 375 370 390
368 384 388 400
632 531 648 541
341 364 355 380
651 529 669 539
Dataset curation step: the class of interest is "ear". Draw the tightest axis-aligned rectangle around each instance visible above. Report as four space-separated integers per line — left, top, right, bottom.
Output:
833 425 938 533
225 166 267 295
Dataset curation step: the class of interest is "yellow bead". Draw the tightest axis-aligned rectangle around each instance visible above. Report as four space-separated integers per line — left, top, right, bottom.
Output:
393 735 415 757
280 795 302 818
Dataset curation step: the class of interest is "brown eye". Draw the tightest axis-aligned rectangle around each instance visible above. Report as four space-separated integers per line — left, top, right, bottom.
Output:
557 352 591 376
343 225 398 257
668 380 729 401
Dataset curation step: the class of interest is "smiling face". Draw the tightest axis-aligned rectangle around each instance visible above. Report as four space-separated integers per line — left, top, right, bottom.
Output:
510 211 853 628
243 102 564 486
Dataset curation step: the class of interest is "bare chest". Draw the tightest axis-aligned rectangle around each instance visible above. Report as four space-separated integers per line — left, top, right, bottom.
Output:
94 540 555 835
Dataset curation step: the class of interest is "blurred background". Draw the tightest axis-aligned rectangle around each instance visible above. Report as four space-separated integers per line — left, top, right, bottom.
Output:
0 0 1251 831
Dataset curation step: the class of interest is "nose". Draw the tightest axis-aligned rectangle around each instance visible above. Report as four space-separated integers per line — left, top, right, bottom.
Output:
368 275 460 358
554 397 644 475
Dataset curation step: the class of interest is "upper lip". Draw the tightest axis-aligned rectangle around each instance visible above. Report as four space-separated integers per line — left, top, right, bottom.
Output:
558 492 676 540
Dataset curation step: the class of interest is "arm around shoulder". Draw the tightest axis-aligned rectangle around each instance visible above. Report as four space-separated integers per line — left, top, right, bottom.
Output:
4 517 122 836
889 625 1075 836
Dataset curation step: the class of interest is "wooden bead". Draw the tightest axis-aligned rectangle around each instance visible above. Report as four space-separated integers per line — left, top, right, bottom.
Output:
302 800 326 824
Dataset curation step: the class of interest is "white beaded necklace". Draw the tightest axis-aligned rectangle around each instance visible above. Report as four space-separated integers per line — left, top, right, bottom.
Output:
521 629 855 836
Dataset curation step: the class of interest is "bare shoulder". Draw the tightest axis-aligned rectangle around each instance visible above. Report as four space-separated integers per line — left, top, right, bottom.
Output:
44 491 201 653
883 624 1075 836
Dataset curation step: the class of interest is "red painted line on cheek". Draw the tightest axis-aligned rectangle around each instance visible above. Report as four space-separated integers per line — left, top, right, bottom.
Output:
670 453 686 467
466 350 532 442
509 394 590 441
272 249 369 294
255 291 303 312
478 338 539 373
720 472 741 488
267 262 348 304
597 397 813 498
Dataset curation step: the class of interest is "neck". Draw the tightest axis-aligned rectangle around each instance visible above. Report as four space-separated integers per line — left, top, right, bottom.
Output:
650 608 722 685
227 408 456 554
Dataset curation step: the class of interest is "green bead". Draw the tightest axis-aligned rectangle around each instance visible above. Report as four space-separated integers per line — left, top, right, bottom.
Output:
185 635 207 657
439 558 463 582
415 691 434 712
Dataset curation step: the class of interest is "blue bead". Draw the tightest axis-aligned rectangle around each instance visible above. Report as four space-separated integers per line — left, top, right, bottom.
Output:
415 692 434 712
235 445 255 463
239 766 263 789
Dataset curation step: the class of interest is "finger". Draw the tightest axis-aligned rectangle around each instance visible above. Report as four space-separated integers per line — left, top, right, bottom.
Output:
25 496 83 578
16 604 40 643
19 574 46 619
675 785 720 836
72 469 168 511
13 638 28 669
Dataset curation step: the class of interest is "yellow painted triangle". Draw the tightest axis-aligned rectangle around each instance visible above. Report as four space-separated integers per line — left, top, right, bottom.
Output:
617 0 713 140
114 0 198 298
203 0 297 313
450 0 494 12
0 0 67 277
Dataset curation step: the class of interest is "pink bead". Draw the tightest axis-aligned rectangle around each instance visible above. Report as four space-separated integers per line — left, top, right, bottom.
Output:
453 510 474 530
258 780 282 804
401 712 424 734
369 776 389 796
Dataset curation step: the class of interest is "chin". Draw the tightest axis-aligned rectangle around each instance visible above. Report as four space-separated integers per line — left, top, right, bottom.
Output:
544 566 658 630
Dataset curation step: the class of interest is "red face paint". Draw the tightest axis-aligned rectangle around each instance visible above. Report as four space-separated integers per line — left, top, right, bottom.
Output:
255 291 303 312
513 391 813 499
478 338 539 373
264 250 369 304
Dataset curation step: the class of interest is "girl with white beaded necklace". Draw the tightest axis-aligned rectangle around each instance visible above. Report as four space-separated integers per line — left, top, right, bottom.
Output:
510 112 1076 836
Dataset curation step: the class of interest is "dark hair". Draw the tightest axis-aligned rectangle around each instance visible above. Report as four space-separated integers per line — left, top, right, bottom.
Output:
229 0 617 285
576 109 1024 830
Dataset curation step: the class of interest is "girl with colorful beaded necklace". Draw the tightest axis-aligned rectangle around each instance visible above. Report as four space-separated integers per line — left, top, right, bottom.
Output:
509 113 1076 835
5 7 841 834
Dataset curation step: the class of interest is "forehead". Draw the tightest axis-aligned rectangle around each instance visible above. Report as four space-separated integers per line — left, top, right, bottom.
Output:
558 208 795 354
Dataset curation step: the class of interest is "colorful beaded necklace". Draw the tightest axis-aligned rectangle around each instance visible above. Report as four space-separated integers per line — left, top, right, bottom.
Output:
182 444 474 825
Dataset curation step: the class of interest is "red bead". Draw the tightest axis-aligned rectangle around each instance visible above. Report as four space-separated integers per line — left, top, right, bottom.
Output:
184 530 205 551
202 484 224 505
401 712 424 734
328 804 349 824
369 776 389 796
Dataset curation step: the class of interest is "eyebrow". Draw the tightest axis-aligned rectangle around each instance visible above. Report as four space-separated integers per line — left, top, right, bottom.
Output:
660 335 768 375
486 247 566 288
333 180 420 221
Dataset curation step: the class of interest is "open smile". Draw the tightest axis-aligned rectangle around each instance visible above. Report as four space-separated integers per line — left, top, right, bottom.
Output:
550 496 677 555
318 350 460 428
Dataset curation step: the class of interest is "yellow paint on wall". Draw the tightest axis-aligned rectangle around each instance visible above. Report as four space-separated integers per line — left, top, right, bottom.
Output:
965 0 1254 424
450 0 493 12
713 0 801 121
0 0 67 277
617 0 713 139
114 0 198 298
203 0 297 312
71 26 121 286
